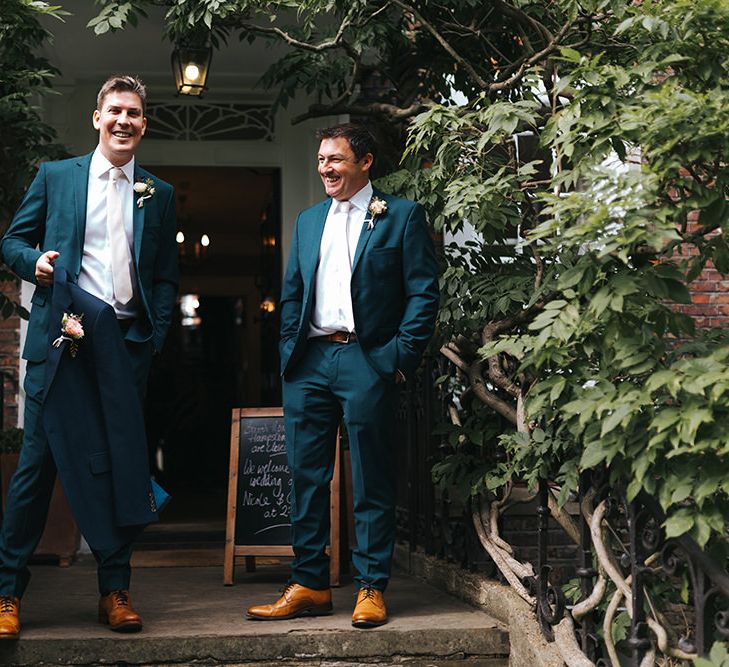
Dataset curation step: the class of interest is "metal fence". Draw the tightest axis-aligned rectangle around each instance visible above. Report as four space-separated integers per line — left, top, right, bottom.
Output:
395 354 729 663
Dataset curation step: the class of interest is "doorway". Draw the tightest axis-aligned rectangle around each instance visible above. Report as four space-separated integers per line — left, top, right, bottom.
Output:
137 166 282 558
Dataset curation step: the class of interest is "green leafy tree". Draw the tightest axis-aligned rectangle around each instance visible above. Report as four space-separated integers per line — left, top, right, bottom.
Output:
0 0 66 317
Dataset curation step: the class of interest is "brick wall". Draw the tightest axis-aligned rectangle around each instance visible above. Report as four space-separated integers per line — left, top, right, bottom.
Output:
0 279 21 429
680 269 729 330
673 207 729 330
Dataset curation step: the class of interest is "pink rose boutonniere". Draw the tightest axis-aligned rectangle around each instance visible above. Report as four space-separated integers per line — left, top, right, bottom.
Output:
366 196 388 231
52 312 85 358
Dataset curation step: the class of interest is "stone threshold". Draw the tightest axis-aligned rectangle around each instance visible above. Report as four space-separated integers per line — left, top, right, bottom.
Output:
1 557 509 666
392 544 565 667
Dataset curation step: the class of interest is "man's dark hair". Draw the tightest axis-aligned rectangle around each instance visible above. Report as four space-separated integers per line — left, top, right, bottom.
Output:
96 74 147 114
316 123 377 163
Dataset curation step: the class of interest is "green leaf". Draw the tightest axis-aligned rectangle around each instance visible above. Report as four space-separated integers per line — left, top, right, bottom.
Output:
671 482 692 504
601 404 632 437
664 509 694 539
580 440 607 469
651 409 680 433
550 377 567 403
559 47 582 62
626 477 642 501
692 514 712 547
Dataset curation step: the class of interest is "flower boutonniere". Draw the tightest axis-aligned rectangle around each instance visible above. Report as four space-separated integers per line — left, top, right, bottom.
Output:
366 196 388 231
133 178 156 208
52 313 85 358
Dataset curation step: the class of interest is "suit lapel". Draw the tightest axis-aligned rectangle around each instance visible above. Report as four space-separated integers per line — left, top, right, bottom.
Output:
352 189 384 274
73 155 92 277
132 168 145 266
304 199 332 281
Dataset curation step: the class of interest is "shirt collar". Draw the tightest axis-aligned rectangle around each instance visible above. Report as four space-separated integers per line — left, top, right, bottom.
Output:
334 181 373 213
90 145 135 182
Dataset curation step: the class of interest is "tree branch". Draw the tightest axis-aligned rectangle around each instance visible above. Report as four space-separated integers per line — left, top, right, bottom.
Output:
328 58 361 110
390 0 489 89
440 342 470 373
480 303 545 399
488 18 574 94
492 0 554 44
440 343 517 424
291 101 427 125
240 20 347 53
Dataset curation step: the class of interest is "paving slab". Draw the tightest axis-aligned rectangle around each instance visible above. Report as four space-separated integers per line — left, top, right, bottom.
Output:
0 556 509 666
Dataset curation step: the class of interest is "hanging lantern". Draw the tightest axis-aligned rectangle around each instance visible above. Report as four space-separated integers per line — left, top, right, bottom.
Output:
171 43 212 96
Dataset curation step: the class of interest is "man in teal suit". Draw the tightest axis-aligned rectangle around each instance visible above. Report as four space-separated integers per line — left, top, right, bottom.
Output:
0 75 178 638
248 124 439 627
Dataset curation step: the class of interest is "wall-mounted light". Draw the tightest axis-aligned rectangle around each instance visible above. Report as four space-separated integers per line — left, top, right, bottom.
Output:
176 231 185 243
260 297 276 314
201 234 210 247
171 43 212 96
180 293 202 328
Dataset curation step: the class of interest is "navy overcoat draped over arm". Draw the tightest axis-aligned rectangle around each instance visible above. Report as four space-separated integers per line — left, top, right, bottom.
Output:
42 269 158 551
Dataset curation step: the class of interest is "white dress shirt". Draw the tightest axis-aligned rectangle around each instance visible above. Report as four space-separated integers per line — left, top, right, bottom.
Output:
309 181 373 337
78 147 139 318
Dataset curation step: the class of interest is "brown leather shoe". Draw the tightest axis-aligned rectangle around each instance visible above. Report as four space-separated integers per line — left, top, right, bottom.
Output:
0 596 20 640
98 590 142 632
352 586 387 628
247 583 332 620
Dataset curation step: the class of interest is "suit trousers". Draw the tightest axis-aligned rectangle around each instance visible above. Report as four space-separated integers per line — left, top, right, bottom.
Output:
283 339 399 591
0 327 150 598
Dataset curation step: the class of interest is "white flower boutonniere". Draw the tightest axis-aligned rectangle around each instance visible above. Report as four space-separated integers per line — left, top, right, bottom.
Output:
366 196 388 231
52 312 84 358
133 178 156 208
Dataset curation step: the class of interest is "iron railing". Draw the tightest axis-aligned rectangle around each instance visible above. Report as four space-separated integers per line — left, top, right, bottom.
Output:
396 357 729 662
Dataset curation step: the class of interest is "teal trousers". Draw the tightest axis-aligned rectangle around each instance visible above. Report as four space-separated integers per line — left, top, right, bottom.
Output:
283 339 399 591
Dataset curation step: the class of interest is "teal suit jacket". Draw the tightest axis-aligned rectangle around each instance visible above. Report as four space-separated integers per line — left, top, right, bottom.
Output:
280 188 439 380
1 153 179 362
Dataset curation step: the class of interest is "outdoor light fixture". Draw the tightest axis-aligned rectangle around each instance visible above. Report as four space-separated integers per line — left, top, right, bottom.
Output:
260 297 276 314
171 43 212 96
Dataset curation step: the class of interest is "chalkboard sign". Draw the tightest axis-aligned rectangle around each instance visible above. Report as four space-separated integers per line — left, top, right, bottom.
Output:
235 413 291 545
224 408 343 585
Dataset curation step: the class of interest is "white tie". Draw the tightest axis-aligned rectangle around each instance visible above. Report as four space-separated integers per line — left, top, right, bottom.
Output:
338 200 353 270
107 167 134 304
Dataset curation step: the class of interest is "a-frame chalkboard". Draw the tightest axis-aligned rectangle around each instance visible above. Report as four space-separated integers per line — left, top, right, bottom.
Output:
223 407 343 585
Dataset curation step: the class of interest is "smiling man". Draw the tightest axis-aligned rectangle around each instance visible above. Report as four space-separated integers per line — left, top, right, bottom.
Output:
0 75 178 639
247 123 439 627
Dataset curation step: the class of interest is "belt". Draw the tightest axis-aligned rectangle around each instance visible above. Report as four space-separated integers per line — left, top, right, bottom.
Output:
312 331 357 344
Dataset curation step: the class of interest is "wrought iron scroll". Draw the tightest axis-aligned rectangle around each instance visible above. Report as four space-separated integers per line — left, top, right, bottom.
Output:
533 480 729 664
534 479 566 642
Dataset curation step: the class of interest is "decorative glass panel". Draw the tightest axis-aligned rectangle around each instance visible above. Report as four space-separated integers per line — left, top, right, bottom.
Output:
145 102 274 141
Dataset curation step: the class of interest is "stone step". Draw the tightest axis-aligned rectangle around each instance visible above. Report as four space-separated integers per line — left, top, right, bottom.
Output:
0 559 509 666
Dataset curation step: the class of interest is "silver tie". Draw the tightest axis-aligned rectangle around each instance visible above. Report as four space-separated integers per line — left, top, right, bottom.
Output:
107 167 134 304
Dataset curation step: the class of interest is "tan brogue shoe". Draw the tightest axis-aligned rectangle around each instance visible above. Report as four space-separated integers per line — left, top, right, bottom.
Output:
98 589 142 632
0 596 20 640
247 583 332 620
352 586 387 628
